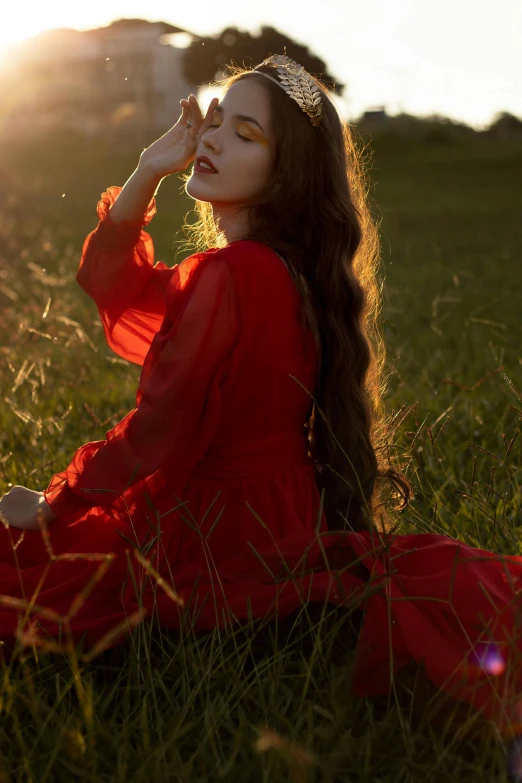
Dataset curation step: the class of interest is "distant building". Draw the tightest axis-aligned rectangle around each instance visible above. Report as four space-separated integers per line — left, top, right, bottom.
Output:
486 112 522 141
359 107 389 125
0 19 202 145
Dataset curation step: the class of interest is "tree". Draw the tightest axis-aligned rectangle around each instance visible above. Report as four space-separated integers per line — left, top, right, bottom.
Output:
487 111 522 141
182 25 343 95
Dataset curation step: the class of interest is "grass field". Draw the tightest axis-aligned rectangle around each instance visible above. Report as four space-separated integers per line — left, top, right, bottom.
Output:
1 130 522 780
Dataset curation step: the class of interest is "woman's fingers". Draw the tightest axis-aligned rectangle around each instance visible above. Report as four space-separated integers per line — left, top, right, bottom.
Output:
178 95 201 138
178 95 219 142
197 98 219 138
176 99 197 141
188 94 203 122
204 97 219 123
183 95 199 128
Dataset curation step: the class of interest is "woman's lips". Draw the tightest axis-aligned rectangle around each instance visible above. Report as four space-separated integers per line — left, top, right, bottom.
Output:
194 162 218 174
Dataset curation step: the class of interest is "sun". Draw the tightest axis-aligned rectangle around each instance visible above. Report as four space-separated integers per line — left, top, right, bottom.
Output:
0 22 51 48
0 10 116 64
0 40 22 68
0 37 21 59
0 27 49 66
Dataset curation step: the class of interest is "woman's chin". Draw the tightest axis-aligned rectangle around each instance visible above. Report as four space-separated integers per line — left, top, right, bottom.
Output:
185 176 216 202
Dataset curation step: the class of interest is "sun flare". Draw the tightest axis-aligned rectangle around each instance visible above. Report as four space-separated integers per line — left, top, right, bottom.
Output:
0 9 115 62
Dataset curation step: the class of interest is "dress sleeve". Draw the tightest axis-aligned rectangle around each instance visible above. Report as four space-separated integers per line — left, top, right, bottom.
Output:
77 186 174 366
43 254 240 521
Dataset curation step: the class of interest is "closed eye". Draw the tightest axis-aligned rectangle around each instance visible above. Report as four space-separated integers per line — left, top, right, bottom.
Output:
209 123 252 142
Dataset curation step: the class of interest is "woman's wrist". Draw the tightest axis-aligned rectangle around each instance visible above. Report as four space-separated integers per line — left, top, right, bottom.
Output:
136 159 165 186
136 158 165 187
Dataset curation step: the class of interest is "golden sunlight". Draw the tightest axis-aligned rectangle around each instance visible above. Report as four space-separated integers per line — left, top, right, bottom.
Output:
0 9 115 61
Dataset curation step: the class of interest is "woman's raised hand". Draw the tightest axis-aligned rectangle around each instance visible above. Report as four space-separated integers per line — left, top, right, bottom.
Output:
138 94 220 179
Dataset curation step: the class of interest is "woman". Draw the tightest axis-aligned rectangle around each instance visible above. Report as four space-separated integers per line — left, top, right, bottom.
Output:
1 55 521 738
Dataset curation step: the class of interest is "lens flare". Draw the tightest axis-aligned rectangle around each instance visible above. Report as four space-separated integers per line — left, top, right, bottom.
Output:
467 640 506 676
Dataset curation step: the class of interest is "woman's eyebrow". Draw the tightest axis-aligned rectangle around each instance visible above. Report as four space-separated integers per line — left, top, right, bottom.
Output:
214 105 265 134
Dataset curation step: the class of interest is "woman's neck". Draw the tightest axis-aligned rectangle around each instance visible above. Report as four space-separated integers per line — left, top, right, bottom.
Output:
210 203 249 244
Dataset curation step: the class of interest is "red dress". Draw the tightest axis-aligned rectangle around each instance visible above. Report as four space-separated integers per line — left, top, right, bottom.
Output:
2 186 522 736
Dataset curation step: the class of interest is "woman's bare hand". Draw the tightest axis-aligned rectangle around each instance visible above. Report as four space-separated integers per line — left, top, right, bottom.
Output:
0 485 57 531
138 94 219 179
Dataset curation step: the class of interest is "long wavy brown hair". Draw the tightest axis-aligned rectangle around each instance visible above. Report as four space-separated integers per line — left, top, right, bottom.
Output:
179 61 413 535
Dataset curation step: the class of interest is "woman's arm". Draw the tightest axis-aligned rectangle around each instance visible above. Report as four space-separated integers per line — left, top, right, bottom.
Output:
108 163 163 225
44 254 240 521
76 170 173 366
74 95 219 364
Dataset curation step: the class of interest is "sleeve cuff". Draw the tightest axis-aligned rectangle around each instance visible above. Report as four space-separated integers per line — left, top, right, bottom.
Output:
89 185 158 251
97 185 157 226
43 470 96 521
43 468 137 523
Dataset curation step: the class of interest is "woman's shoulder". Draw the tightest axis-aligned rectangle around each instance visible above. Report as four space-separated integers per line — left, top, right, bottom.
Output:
206 240 288 276
182 239 281 261
178 241 288 288
221 239 281 260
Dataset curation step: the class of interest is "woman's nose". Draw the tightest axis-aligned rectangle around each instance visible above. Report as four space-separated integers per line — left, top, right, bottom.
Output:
201 127 221 149
203 136 220 153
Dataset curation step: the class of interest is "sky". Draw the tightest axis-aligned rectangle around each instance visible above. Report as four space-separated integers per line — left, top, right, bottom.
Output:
1 0 520 130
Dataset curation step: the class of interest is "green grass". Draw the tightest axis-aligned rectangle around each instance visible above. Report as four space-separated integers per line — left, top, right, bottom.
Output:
1 131 522 780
